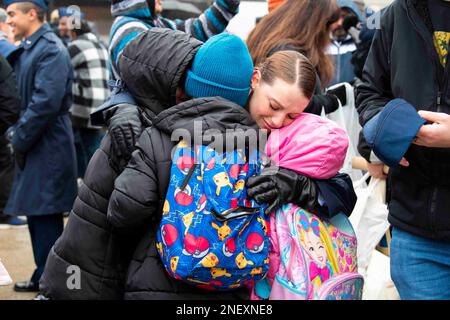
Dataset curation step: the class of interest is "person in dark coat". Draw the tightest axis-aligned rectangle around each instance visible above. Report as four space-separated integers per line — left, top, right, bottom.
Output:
356 0 450 299
40 28 356 300
0 54 23 227
107 31 356 300
39 28 203 300
4 0 77 292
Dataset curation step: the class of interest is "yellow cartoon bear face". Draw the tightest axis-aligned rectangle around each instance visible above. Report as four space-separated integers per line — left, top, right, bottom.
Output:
210 268 232 279
213 172 233 196
199 252 219 268
170 256 179 273
235 252 254 269
211 221 232 241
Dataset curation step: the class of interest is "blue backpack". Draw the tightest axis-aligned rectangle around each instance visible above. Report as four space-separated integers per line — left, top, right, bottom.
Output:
156 140 270 291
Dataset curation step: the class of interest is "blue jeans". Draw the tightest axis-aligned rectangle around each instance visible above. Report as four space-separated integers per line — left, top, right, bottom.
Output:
390 227 450 300
73 128 104 178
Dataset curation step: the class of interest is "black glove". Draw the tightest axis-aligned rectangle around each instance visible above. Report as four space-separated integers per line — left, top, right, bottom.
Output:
342 15 359 32
327 84 348 105
105 104 143 171
246 168 319 215
313 93 340 115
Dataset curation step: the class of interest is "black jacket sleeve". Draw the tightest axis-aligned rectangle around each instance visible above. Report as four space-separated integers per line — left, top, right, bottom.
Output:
0 55 20 135
355 9 395 162
107 128 160 229
355 14 394 127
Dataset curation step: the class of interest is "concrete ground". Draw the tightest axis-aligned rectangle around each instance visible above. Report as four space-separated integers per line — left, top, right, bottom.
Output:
0 225 36 300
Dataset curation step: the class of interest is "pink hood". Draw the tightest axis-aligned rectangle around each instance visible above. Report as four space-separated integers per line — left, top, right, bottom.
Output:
266 113 349 179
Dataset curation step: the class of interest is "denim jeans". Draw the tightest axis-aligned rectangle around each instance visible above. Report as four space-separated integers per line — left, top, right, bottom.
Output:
390 227 450 300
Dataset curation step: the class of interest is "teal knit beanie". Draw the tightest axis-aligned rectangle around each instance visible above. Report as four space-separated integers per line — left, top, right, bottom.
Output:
185 32 253 107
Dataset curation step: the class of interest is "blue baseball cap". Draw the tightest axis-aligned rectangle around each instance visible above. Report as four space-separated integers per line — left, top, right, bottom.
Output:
60 6 86 20
363 98 426 168
4 0 49 9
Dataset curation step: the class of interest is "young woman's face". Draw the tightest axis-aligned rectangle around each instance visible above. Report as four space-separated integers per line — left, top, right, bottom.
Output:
249 70 311 132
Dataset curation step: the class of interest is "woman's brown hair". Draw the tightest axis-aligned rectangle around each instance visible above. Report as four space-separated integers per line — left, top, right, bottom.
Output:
247 0 338 87
257 51 317 100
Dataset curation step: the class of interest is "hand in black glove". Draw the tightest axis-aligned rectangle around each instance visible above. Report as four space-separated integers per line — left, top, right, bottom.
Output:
327 84 348 106
104 104 143 171
342 15 359 32
246 168 319 215
311 93 340 115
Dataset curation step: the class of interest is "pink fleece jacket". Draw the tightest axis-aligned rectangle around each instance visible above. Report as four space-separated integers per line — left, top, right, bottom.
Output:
265 113 349 179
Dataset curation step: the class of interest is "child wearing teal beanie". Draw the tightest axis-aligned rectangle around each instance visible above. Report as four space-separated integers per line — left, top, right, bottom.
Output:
184 32 254 107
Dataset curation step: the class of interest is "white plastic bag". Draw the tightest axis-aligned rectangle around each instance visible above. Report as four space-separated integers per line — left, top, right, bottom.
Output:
0 258 12 286
322 83 363 181
349 173 399 300
351 175 390 270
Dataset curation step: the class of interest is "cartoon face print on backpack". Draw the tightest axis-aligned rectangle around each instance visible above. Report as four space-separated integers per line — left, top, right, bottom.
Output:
298 216 328 267
235 252 254 269
199 252 219 268
213 172 233 196
211 221 232 241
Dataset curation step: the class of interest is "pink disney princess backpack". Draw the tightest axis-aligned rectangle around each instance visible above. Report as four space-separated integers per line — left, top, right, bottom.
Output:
252 113 363 300
253 204 364 300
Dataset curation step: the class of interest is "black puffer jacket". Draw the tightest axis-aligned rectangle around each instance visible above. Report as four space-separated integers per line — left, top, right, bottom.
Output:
39 29 202 299
356 0 450 240
108 97 255 300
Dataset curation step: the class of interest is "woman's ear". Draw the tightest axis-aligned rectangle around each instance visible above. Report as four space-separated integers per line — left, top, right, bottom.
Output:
251 69 261 90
